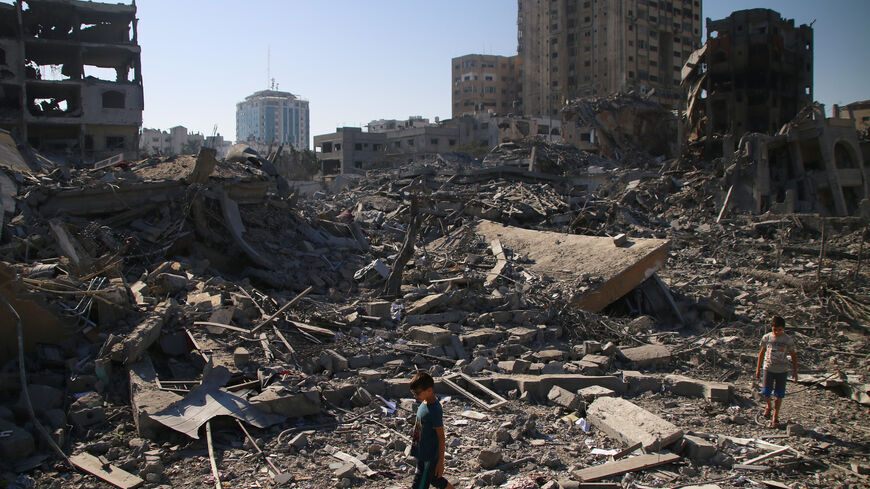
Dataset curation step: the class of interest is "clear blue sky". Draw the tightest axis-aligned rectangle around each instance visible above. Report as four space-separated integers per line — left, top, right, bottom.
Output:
135 1 870 146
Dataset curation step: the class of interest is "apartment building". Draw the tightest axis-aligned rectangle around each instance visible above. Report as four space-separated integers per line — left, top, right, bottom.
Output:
140 126 205 156
451 54 520 117
236 90 310 150
0 0 143 161
314 127 386 175
518 0 702 116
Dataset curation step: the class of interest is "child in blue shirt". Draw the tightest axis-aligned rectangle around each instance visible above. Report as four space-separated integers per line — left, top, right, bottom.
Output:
409 371 454 489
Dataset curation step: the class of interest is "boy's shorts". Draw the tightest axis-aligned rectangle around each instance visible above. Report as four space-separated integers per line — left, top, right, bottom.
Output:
761 370 788 399
411 459 449 489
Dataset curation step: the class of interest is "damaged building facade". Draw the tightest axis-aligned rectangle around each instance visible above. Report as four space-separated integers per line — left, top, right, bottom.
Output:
683 9 813 145
451 54 520 117
0 0 143 161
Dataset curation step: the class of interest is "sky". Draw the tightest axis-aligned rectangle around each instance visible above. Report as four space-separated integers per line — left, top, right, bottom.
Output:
132 0 870 146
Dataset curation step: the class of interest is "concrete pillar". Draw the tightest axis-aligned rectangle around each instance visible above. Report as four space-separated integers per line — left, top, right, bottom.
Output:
816 124 849 216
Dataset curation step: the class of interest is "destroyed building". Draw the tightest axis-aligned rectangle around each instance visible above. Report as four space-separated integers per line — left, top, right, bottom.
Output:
314 127 386 175
683 8 814 145
833 99 870 136
723 104 869 217
0 0 143 161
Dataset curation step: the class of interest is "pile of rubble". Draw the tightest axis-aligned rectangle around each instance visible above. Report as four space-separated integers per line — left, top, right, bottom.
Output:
0 131 867 489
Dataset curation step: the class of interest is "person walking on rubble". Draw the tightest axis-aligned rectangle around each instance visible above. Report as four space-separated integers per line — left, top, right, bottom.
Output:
408 371 455 489
755 315 799 428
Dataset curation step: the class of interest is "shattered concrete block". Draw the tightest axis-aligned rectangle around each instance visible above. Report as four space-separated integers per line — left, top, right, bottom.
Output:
577 385 616 402
68 391 105 429
15 384 63 417
626 315 656 333
365 301 392 317
348 355 372 369
233 347 250 367
186 291 221 311
621 370 662 394
464 356 490 375
288 432 309 450
110 300 175 365
318 349 349 372
507 327 537 344
498 359 531 374
683 434 717 460
541 361 564 374
0 419 34 461
408 325 453 346
581 354 610 368
129 358 183 439
547 386 583 411
535 349 566 362
250 388 321 417
478 447 503 469
601 342 617 355
587 396 683 451
406 293 448 315
334 462 356 478
583 340 602 355
151 273 188 295
619 344 671 368
351 388 373 407
450 335 468 360
461 328 506 347
664 375 731 402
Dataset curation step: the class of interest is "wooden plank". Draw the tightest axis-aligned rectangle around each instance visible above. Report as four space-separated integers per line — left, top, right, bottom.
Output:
441 376 494 411
272 325 296 355
193 321 251 334
251 286 313 333
70 452 143 489
733 464 772 472
205 421 222 489
611 441 643 461
287 320 335 337
572 453 681 482
743 446 790 465
259 332 275 362
459 373 509 404
331 449 376 477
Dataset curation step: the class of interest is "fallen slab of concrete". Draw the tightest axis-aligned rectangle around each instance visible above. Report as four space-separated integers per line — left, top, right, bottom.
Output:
570 452 681 482
473 220 668 312
619 344 672 369
109 300 175 365
587 396 683 451
664 374 731 402
128 356 183 439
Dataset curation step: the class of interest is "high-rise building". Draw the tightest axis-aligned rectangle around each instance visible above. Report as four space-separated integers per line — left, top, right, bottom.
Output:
235 90 309 149
451 54 520 117
517 0 703 116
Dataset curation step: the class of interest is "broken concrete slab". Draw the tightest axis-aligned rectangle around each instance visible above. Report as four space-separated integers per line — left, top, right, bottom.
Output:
664 375 731 403
548 385 584 411
128 357 183 439
487 374 626 400
109 300 175 365
571 452 681 482
407 325 453 346
619 344 671 369
587 396 683 451
622 370 663 394
473 220 669 312
577 385 616 402
683 434 717 461
406 293 448 315
250 387 321 418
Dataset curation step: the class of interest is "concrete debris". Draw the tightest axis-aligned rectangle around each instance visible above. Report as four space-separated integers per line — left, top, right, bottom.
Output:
0 78 866 489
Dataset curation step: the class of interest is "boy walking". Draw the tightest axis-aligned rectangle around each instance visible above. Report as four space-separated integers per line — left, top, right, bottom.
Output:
755 315 799 428
409 371 454 489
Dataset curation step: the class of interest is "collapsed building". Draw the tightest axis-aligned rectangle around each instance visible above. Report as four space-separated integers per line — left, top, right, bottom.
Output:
683 8 813 145
0 0 143 161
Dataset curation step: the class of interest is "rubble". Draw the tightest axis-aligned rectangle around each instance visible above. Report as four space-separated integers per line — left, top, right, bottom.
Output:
0 111 867 489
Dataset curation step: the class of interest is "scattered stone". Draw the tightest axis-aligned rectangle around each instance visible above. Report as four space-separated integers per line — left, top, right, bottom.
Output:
478 447 503 469
787 423 805 436
547 385 583 411
475 469 507 486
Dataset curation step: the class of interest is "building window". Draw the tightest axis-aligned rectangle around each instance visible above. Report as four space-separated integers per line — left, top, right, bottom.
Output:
485 75 494 81
449 139 456 145
106 136 125 149
431 138 439 144
408 139 414 146
102 91 125 109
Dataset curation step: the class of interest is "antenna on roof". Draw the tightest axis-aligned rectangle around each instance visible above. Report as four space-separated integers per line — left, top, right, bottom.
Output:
266 45 270 89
